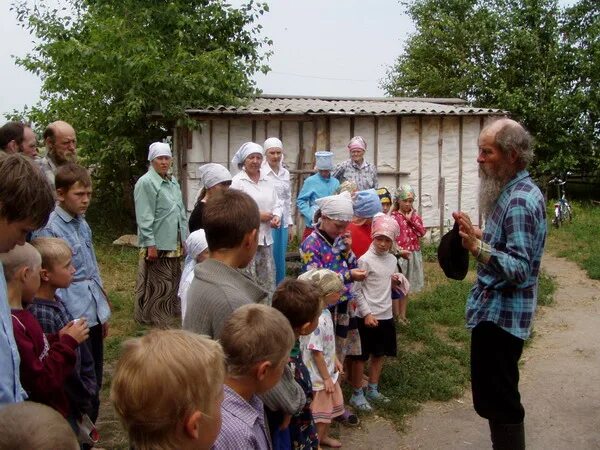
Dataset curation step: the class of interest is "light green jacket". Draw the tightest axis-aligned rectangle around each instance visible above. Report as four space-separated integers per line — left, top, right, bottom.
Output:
134 167 188 250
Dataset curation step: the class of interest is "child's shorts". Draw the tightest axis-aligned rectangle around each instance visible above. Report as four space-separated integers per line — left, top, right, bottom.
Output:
351 318 397 361
311 382 344 424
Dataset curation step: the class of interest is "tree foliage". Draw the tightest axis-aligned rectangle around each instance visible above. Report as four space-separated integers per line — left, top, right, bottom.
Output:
12 0 271 227
382 0 599 176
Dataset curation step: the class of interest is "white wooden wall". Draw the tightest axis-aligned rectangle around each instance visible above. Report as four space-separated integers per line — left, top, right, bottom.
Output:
176 114 500 234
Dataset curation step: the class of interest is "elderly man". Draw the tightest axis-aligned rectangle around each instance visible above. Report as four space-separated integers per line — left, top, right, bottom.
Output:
452 118 546 450
0 122 37 157
332 136 378 191
39 121 77 185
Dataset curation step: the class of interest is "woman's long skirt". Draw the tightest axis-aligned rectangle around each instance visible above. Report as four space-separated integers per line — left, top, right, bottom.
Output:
134 256 182 327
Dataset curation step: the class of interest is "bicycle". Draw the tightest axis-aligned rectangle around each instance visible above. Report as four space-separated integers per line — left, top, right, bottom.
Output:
549 172 573 228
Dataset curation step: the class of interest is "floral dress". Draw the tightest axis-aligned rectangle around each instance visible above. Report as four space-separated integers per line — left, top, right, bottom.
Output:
300 228 361 359
391 210 426 292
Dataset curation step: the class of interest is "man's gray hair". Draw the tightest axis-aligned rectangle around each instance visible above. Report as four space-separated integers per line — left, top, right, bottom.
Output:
494 121 534 169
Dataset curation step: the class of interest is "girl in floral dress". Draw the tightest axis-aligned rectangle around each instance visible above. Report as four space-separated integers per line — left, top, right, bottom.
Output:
391 184 426 324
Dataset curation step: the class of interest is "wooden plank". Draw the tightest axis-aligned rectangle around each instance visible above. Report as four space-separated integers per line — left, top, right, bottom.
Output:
374 116 379 169
396 116 402 188
295 121 306 239
226 119 231 170
458 116 463 211
418 116 423 217
209 120 213 162
251 120 256 142
438 116 444 237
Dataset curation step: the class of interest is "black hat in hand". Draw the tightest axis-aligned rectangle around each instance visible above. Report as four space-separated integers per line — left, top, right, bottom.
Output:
437 221 469 280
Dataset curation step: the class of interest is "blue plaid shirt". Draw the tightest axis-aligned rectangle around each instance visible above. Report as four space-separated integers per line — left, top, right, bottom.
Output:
32 206 111 326
466 170 547 340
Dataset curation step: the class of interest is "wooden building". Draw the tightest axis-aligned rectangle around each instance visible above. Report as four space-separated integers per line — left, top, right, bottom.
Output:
172 94 505 237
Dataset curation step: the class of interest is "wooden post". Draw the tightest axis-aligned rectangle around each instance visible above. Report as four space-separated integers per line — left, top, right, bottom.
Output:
396 116 402 189
417 116 423 217
209 119 213 162
373 116 379 169
295 121 306 240
458 116 463 212
251 120 256 142
226 119 231 171
438 117 444 238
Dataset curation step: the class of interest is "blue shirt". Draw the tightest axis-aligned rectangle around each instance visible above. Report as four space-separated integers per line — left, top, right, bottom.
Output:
0 263 25 405
466 170 547 340
32 206 111 326
296 173 340 227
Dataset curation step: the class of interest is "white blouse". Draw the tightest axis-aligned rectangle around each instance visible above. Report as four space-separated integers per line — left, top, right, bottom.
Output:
262 162 293 227
231 169 284 246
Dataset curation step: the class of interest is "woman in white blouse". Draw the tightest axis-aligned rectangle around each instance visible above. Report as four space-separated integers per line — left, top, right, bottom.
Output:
231 142 283 299
262 137 293 285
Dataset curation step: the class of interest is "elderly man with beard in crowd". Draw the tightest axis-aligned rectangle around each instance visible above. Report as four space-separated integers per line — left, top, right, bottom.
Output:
39 121 78 186
452 118 546 450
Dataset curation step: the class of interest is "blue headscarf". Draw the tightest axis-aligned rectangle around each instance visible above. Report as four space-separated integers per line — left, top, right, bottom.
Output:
353 189 382 218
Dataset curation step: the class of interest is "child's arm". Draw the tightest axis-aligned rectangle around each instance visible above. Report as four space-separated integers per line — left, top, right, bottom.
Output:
260 364 306 415
353 259 376 326
407 212 426 238
312 350 334 393
12 318 78 398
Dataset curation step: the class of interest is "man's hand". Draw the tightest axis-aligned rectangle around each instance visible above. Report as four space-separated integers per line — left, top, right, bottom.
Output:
452 211 479 254
146 246 158 261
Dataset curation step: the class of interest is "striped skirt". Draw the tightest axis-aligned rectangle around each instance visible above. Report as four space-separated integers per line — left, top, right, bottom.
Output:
134 256 182 327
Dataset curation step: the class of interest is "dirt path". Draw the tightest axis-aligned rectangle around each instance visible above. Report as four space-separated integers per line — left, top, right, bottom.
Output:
342 254 600 450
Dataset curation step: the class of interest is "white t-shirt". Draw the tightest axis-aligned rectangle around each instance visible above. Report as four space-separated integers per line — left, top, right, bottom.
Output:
354 248 398 320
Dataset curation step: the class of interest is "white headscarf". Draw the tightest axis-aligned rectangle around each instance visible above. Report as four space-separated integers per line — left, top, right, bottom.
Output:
147 142 172 161
316 191 354 222
263 137 283 152
179 230 208 319
231 142 264 168
197 163 232 189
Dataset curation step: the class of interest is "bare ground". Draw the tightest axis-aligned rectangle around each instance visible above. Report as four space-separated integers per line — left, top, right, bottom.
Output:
342 254 600 450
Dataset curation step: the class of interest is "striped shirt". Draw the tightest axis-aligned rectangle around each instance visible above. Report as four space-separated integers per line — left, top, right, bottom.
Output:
213 384 272 450
466 170 547 340
332 159 378 191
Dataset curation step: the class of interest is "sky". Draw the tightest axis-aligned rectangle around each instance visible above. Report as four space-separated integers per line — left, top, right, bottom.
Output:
0 0 579 119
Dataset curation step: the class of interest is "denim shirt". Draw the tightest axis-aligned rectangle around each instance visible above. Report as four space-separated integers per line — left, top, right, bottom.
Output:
0 263 26 405
134 167 188 250
32 206 111 326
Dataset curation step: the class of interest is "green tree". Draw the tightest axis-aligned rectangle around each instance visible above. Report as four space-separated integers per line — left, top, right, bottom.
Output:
12 0 271 227
383 0 598 175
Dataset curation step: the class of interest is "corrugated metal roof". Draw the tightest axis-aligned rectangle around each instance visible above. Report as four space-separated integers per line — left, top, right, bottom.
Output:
186 94 506 116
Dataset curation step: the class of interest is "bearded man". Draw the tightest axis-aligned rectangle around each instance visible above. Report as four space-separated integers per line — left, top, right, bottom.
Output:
452 118 546 450
39 121 77 186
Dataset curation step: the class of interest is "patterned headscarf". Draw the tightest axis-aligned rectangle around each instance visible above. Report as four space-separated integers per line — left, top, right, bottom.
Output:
353 189 382 218
298 268 344 298
348 136 367 151
371 213 400 242
376 187 392 204
395 184 415 201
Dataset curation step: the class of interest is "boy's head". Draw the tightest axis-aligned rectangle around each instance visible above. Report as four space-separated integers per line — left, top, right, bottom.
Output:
220 304 294 393
55 163 92 217
0 401 79 450
31 237 75 290
272 278 322 337
111 329 225 450
0 242 42 303
298 268 344 307
203 189 260 266
0 154 55 252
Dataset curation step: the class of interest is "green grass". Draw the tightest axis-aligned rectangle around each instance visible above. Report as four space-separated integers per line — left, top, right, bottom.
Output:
546 201 600 280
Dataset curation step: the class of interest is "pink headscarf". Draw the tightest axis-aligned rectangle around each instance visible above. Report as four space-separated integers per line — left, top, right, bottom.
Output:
348 136 367 151
371 212 400 245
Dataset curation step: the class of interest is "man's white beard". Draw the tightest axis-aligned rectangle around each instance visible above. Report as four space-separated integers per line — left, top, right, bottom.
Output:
479 169 505 220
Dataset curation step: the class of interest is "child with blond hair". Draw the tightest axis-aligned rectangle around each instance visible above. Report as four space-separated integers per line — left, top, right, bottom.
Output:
28 237 97 442
111 329 225 450
299 268 346 448
214 304 295 449
0 243 89 418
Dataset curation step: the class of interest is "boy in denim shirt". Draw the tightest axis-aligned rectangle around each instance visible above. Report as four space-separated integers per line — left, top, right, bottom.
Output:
33 163 110 422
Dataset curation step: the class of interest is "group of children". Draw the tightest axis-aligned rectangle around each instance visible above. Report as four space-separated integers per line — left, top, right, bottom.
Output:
0 154 109 447
0 150 426 449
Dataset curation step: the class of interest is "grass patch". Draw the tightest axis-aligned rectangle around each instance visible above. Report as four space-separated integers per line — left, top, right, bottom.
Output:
545 201 600 280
